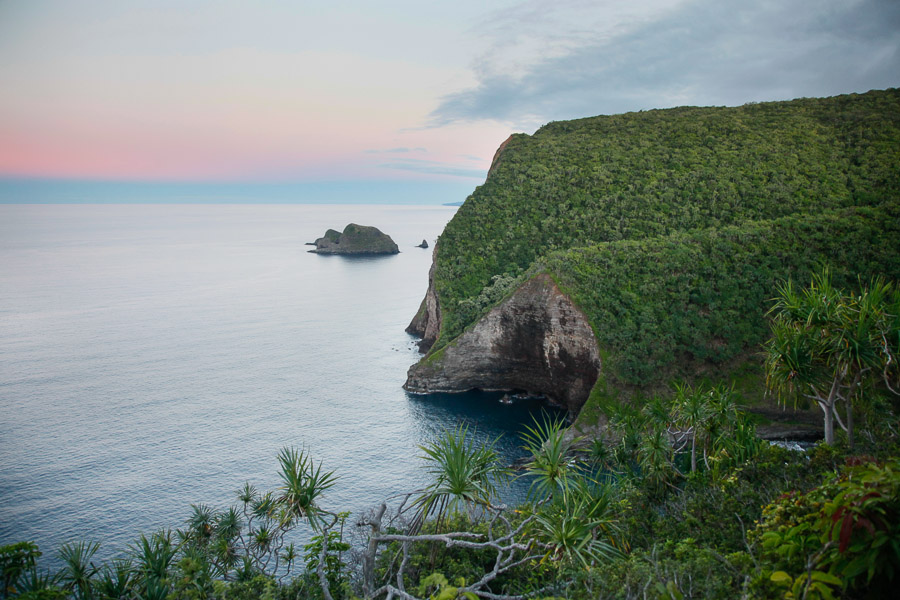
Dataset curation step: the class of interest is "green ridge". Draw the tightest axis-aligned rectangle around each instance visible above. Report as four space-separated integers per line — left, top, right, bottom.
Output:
425 89 900 395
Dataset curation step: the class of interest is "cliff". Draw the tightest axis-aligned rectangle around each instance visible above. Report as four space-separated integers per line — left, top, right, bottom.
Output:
405 89 900 416
404 274 600 412
310 224 399 255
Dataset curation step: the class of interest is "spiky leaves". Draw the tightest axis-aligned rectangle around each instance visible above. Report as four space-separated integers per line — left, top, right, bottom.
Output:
58 541 100 600
765 270 900 445
413 424 508 530
129 531 175 599
521 414 581 499
275 446 337 531
535 478 624 568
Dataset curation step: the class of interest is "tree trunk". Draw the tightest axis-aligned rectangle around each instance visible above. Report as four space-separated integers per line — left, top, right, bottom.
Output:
362 503 386 598
690 434 697 473
823 401 835 445
847 400 854 449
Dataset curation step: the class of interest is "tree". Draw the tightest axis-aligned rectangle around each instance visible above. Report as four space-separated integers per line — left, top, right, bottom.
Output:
673 382 712 473
411 424 508 531
764 270 900 445
1 542 42 599
58 541 100 600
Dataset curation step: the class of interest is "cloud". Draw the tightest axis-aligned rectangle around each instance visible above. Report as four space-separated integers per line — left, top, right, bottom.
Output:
431 0 900 128
377 158 486 179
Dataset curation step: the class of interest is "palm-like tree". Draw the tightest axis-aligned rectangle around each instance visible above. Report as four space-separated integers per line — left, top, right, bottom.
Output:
413 424 508 530
765 270 899 445
279 543 297 583
275 446 338 531
673 382 712 473
59 540 100 600
185 504 215 547
207 506 243 576
607 403 644 472
215 507 242 542
129 530 175 599
641 395 672 427
637 427 675 492
521 414 580 499
94 559 133 600
13 566 63 598
237 482 257 507
535 477 623 568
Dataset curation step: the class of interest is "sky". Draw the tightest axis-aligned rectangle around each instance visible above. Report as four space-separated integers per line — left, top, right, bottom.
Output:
0 0 898 201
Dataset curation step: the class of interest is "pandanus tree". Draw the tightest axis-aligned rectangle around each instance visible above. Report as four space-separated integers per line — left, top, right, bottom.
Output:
520 414 580 498
275 446 338 531
357 416 625 599
151 445 342 596
673 382 712 473
411 424 508 531
523 415 624 567
129 530 176 600
58 541 100 600
764 270 900 445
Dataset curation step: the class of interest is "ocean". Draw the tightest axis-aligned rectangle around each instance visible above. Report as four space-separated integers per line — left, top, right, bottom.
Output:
0 204 561 568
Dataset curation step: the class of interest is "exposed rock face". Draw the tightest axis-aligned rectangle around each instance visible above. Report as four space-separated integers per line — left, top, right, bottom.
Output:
417 239 429 249
309 224 399 255
405 245 442 352
487 134 516 177
404 273 601 413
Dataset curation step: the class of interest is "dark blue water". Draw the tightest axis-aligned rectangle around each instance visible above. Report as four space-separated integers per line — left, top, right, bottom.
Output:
0 204 561 567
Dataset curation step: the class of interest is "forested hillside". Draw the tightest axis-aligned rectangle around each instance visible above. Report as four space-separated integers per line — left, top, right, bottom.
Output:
424 89 900 395
543 204 900 388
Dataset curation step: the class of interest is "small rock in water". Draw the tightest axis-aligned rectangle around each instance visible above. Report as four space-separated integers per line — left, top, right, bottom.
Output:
416 239 429 248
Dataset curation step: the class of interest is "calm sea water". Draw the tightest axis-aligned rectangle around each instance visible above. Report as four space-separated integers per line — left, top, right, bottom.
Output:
0 204 560 568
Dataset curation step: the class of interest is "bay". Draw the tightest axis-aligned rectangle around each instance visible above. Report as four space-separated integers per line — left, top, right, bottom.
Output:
0 204 560 568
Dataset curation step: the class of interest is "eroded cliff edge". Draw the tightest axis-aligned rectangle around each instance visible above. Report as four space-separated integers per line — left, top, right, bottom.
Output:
404 273 600 413
404 91 900 422
405 245 441 352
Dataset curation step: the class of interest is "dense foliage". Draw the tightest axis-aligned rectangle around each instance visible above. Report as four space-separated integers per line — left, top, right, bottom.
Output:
765 271 900 445
5 398 897 600
7 92 900 599
427 89 900 393
543 205 900 389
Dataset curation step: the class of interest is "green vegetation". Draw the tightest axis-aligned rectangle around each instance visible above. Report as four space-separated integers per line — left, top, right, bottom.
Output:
544 205 900 390
7 91 900 598
312 224 400 255
765 270 900 445
5 391 897 599
336 224 398 254
426 89 900 397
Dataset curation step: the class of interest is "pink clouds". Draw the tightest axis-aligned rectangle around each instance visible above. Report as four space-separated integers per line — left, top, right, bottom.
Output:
0 3 514 183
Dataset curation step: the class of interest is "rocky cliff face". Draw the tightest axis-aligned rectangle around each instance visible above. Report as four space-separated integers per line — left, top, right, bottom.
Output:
404 273 601 413
405 244 442 352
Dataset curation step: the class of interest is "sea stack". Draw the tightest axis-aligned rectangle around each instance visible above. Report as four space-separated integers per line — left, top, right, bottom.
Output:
309 224 400 255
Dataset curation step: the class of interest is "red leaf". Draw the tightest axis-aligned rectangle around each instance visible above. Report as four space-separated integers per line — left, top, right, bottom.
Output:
832 506 846 525
839 514 854 553
857 517 875 536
